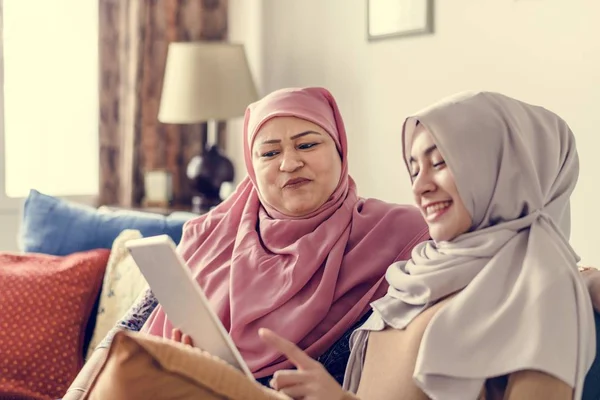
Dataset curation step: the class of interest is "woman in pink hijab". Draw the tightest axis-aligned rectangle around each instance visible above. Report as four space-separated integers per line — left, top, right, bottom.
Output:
136 87 429 382
65 87 427 399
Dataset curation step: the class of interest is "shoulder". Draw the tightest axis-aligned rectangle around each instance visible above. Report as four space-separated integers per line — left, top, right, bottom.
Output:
177 215 212 259
358 198 426 227
179 209 221 240
354 198 430 256
180 177 257 236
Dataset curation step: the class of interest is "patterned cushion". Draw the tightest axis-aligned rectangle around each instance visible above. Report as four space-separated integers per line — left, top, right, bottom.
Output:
86 229 149 357
0 249 109 400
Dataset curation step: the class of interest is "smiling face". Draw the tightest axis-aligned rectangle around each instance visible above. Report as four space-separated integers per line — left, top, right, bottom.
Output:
408 124 472 242
251 116 342 217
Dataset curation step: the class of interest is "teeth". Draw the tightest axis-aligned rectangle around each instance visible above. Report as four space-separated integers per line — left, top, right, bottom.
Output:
426 201 451 215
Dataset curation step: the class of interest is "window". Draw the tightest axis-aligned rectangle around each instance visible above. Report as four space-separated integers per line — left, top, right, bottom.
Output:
1 0 99 199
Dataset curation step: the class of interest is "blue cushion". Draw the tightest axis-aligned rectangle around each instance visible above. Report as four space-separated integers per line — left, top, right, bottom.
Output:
20 189 195 256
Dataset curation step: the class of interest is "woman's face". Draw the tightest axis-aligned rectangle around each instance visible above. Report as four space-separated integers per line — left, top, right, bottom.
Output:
408 124 472 242
252 116 342 217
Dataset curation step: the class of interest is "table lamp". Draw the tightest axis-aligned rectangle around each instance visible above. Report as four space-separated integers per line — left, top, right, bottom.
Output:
158 41 258 212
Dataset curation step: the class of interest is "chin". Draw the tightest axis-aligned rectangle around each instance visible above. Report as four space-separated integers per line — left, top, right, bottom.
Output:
284 202 318 217
430 227 453 243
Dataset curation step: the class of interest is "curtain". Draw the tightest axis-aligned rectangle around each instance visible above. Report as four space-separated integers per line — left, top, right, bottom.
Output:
98 0 228 207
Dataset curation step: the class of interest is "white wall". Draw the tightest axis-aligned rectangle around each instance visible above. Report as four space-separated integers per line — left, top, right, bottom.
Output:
226 0 265 183
230 0 600 264
0 213 19 252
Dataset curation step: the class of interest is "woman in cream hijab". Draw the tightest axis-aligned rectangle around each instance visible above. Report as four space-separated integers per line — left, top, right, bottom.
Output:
261 91 596 399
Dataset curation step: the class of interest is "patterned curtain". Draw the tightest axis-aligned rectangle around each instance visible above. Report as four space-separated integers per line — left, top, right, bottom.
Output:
98 0 228 207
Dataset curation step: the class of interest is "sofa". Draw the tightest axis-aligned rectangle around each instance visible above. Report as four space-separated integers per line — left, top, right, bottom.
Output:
0 189 197 400
5 190 600 400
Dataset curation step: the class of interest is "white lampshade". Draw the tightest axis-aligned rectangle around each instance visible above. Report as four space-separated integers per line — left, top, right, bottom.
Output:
158 42 258 123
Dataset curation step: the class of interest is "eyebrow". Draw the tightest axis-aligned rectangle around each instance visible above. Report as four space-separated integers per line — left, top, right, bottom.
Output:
259 130 321 145
409 144 437 163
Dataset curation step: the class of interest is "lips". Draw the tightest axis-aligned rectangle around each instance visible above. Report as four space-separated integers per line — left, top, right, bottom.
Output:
422 200 452 220
283 178 311 188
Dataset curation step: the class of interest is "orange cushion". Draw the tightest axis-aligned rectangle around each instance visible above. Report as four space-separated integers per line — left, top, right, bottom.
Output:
85 331 288 400
0 249 109 400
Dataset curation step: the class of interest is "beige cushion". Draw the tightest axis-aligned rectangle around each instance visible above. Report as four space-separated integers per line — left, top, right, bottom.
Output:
84 331 289 400
86 229 149 357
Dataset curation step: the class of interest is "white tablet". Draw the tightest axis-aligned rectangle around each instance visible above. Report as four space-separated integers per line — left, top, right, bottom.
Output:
125 234 254 380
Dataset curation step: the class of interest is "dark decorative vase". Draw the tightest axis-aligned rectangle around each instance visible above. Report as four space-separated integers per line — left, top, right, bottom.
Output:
186 145 234 213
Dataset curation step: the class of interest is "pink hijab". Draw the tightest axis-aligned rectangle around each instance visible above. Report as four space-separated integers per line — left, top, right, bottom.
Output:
142 87 428 377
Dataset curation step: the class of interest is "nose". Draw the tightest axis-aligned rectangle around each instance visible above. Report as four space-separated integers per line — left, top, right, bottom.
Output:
279 151 304 172
412 169 436 199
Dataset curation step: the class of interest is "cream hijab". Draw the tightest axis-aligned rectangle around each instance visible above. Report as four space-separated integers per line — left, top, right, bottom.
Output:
367 92 595 398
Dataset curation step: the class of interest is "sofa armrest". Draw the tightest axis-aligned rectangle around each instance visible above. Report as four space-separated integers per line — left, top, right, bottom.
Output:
63 347 109 400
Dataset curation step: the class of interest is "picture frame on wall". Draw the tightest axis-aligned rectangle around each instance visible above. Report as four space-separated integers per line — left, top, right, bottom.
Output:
367 0 434 41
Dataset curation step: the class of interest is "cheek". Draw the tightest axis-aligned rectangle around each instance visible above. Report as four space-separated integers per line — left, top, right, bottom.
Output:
324 161 342 193
440 171 464 207
439 170 456 191
253 162 276 190
458 203 473 231
450 191 472 234
319 149 342 181
439 172 472 234
332 157 342 179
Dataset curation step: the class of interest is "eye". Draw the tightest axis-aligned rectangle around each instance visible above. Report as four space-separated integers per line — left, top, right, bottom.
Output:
409 162 419 179
433 160 446 169
261 150 279 158
298 142 318 150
